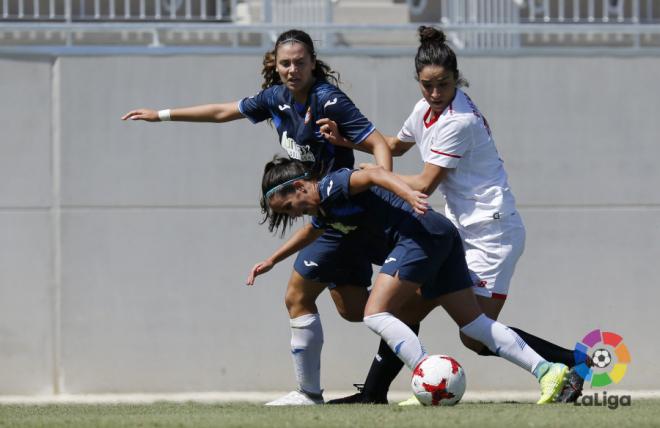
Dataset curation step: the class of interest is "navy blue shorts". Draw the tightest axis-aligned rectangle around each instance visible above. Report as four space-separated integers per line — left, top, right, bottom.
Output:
294 228 386 288
379 216 473 299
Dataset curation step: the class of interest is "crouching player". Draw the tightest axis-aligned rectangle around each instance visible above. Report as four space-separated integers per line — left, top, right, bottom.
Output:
247 157 569 404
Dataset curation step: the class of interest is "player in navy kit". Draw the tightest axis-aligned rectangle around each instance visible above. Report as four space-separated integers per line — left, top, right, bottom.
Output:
122 29 394 405
248 157 569 405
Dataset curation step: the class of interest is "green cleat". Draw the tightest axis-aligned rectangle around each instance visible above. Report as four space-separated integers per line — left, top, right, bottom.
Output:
398 395 421 406
537 363 569 404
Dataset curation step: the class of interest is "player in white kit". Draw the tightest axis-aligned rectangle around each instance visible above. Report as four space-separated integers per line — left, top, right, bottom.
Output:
396 82 523 303
322 26 582 404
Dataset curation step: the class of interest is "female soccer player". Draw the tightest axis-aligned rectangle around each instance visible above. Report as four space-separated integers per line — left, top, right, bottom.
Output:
318 26 582 404
248 156 569 405
122 29 394 405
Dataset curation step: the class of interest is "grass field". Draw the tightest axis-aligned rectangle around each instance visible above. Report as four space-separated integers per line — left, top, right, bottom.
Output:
1 400 659 428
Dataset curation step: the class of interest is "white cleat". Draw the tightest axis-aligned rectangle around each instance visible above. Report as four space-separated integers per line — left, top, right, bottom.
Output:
265 390 324 406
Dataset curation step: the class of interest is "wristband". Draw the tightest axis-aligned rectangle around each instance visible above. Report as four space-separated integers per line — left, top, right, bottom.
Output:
158 109 172 121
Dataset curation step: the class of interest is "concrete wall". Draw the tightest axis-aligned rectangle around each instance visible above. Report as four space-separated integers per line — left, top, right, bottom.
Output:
0 54 658 395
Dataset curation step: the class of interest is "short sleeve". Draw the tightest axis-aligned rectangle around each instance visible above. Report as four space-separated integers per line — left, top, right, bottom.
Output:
313 167 352 229
322 90 375 145
238 87 275 124
319 168 352 203
426 118 472 168
396 113 416 143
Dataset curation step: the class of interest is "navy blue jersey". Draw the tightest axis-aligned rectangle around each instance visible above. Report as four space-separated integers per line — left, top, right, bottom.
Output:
310 169 472 298
238 80 375 174
312 169 455 253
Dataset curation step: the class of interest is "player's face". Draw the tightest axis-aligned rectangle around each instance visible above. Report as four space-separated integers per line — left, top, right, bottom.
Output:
269 182 320 218
418 65 457 114
276 42 316 98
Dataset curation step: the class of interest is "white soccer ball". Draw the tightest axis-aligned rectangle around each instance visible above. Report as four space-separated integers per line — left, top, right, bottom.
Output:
411 355 466 406
592 348 612 368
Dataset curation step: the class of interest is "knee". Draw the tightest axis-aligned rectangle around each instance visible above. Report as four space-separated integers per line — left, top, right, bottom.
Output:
337 306 363 322
330 285 369 322
459 331 488 355
458 331 471 348
285 287 313 314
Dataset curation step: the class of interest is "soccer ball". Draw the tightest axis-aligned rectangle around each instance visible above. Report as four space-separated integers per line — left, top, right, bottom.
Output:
592 348 612 368
411 355 466 406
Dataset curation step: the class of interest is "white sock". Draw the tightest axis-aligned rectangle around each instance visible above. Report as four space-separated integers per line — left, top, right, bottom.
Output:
460 314 544 373
363 312 427 370
289 313 323 395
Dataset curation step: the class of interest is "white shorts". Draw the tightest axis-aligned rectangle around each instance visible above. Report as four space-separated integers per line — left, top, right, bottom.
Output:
455 212 526 300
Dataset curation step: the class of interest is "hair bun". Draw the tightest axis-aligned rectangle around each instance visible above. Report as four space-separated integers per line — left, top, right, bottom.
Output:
271 155 290 166
418 26 446 45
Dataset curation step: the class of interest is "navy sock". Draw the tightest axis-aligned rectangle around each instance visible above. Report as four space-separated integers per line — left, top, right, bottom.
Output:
510 327 575 367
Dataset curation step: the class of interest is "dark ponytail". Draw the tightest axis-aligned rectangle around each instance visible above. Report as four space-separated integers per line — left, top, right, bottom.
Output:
415 26 468 87
261 29 340 89
260 156 315 236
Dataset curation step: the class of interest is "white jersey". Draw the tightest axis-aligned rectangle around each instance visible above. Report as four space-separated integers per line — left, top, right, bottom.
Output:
397 89 517 227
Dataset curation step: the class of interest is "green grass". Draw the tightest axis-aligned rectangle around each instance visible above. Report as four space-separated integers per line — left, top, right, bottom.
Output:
1 400 659 428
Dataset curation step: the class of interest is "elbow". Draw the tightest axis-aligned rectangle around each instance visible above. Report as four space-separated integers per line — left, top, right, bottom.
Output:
213 111 228 123
411 178 436 194
367 165 387 181
419 184 434 195
386 140 400 156
386 138 404 157
212 104 238 123
374 140 392 157
420 180 440 195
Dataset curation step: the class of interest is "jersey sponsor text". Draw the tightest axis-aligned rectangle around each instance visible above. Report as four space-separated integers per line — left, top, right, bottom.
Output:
280 131 316 162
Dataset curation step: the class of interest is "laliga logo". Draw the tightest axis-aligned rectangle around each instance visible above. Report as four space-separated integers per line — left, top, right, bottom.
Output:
574 329 631 387
573 329 632 409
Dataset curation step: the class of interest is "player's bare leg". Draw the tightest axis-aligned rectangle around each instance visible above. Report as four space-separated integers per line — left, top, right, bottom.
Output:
329 285 369 322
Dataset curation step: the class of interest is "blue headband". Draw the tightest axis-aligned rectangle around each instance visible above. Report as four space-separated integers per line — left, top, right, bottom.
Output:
265 173 309 200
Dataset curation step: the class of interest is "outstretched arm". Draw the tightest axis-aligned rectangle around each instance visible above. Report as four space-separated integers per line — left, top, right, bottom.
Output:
246 224 324 285
122 102 244 123
348 167 429 215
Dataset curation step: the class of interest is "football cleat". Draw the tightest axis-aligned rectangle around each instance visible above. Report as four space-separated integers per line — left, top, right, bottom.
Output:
327 384 388 404
398 395 421 406
537 363 569 404
556 367 584 403
265 390 324 406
